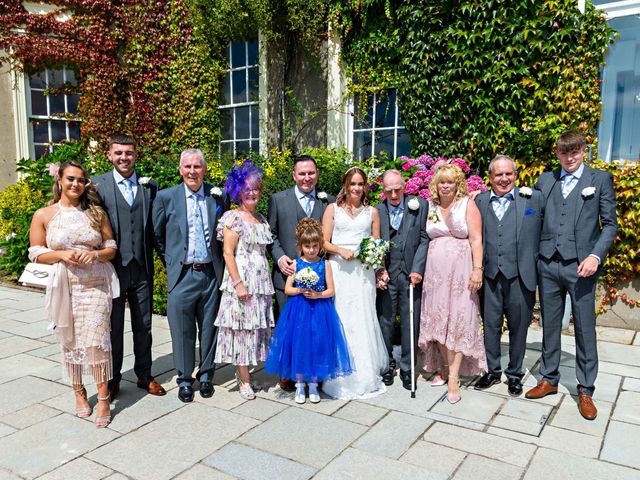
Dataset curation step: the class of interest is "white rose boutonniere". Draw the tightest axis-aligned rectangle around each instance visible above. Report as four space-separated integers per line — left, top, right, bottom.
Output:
519 187 532 198
210 187 222 197
139 177 151 186
581 186 596 198
317 191 328 201
407 197 420 211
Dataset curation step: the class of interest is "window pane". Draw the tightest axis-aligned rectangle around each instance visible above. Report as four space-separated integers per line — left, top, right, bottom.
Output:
49 94 66 116
231 41 246 69
220 109 234 141
250 105 259 138
248 67 259 101
31 90 47 116
51 121 67 142
34 144 48 159
236 106 250 139
65 68 77 86
247 39 258 66
220 141 234 156
232 70 246 104
374 130 394 159
67 94 80 114
375 91 395 128
68 122 80 140
49 69 64 88
354 131 372 161
30 72 46 89
235 141 250 156
32 120 49 143
396 130 411 158
251 140 259 153
354 93 374 129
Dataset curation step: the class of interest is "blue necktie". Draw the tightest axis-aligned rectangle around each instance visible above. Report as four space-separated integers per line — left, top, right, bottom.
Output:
390 206 402 230
192 194 208 262
562 174 576 198
303 194 313 217
492 194 512 221
122 179 134 206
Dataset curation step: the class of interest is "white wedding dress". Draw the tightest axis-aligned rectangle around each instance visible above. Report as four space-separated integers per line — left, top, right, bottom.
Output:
322 205 388 399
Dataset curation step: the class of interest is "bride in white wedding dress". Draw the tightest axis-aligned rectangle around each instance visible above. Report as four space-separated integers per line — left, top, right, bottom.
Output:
321 167 388 399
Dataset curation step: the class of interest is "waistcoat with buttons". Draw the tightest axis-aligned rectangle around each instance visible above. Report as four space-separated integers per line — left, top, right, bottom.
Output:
387 226 407 280
484 200 518 280
540 181 579 261
115 188 145 267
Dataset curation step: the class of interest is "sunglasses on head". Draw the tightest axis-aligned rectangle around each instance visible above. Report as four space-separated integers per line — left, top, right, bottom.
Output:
63 175 90 185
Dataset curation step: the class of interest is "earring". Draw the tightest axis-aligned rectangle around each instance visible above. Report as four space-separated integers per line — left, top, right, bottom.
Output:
57 183 61 193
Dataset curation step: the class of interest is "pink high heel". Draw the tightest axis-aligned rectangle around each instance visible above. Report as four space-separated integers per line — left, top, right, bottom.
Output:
446 375 461 404
431 365 449 387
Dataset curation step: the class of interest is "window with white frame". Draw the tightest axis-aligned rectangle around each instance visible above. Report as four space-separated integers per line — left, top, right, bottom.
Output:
352 88 410 161
28 67 81 159
219 39 259 157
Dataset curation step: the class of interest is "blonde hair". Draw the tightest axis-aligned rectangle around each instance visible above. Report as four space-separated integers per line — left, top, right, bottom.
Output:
429 164 467 205
295 218 324 255
52 161 106 230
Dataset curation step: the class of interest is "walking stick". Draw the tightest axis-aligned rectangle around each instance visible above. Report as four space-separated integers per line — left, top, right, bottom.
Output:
409 283 416 398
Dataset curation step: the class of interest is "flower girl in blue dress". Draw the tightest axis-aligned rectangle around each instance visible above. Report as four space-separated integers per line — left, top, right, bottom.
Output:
265 218 352 403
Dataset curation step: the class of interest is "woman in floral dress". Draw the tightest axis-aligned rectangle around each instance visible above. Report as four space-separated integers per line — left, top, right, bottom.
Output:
214 160 274 399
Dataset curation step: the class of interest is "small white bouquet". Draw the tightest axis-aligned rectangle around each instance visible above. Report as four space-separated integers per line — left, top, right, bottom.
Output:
295 267 320 289
356 237 391 269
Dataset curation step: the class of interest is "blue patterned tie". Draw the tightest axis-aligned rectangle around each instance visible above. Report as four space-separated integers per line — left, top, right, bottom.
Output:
303 194 313 217
492 194 511 221
192 194 208 262
562 174 576 198
122 179 134 206
390 206 402 230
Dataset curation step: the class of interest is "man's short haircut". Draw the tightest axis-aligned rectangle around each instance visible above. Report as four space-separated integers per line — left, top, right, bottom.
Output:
382 169 405 187
108 133 136 149
180 148 206 169
556 130 586 153
293 155 318 170
488 155 517 175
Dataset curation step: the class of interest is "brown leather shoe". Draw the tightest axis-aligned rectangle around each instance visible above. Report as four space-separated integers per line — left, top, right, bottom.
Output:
278 378 296 392
525 380 558 399
578 394 597 420
137 379 167 396
108 382 120 402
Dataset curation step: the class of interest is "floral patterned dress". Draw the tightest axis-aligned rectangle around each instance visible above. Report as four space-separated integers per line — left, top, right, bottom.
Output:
214 210 275 366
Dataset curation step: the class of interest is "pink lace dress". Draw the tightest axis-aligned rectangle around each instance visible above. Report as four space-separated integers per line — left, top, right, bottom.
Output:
418 197 487 376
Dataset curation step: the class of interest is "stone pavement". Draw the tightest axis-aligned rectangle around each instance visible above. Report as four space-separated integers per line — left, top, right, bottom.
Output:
1 284 640 480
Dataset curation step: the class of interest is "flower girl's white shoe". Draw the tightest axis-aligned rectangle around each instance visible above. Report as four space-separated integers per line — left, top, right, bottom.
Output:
295 382 306 404
308 382 320 404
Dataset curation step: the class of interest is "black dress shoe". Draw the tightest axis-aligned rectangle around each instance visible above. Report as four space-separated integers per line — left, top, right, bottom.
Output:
382 367 395 386
474 373 502 390
399 370 413 391
507 378 523 397
199 381 214 398
178 386 194 403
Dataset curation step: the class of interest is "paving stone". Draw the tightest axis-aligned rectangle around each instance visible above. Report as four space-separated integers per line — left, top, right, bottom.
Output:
0 466 22 480
622 377 640 392
452 454 523 480
361 378 443 417
399 441 465 478
0 403 61 429
0 354 59 384
634 333 640 346
601 420 640 469
598 341 640 367
525 447 640 480
315 447 439 480
102 474 129 480
596 326 636 345
36 457 113 480
191 385 247 411
204 442 316 480
332 401 388 426
174 464 237 480
0 336 50 359
0 331 11 340
537 425 602 458
10 308 48 324
527 366 620 403
231 397 287 421
423 411 486 431
121 351 175 383
0 413 119 479
353 411 432 459
499 398 552 422
549 395 612 437
0 423 15 439
254 379 348 416
0 376 68 417
599 361 640 379
423 422 535 467
26 343 60 359
611 390 640 425
86 403 258 480
490 414 544 436
429 388 504 425
238 407 366 469
0 320 51 340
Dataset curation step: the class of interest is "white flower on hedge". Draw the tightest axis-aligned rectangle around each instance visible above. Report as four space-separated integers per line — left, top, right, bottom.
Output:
89 140 99 150
582 186 596 198
519 187 532 198
210 187 222 197
317 191 328 201
407 197 420 211
139 177 151 185
5 233 16 240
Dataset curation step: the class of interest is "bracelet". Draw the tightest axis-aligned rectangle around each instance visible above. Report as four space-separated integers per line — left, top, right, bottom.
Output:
473 265 483 270
231 278 242 287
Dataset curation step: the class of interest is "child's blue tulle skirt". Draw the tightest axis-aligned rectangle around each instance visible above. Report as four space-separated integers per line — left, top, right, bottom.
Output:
265 295 353 382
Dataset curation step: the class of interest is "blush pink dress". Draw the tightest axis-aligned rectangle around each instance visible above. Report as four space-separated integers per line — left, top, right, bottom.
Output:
418 197 487 376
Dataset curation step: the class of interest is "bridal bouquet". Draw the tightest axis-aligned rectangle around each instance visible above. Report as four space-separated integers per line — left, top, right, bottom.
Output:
295 267 320 289
356 237 391 269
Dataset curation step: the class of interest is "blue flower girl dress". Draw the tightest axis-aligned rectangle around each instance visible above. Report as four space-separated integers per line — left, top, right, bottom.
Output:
265 258 353 382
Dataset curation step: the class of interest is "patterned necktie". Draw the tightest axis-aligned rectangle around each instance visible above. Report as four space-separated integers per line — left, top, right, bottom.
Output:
562 174 576 198
122 179 134 206
303 194 313 217
390 206 402 230
192 194 208 262
492 195 511 221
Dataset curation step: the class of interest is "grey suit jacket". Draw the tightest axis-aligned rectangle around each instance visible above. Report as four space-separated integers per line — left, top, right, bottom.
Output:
376 196 429 277
534 165 617 263
92 171 156 275
475 187 544 292
268 187 334 290
152 183 228 293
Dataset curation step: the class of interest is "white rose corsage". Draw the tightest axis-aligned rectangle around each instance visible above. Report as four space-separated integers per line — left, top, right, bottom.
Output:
210 187 223 197
407 197 420 211
581 187 596 198
317 191 328 201
428 209 439 223
139 176 151 186
519 186 532 198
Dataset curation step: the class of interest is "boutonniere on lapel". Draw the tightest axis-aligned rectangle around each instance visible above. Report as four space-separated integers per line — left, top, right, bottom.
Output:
210 186 223 197
407 197 420 211
139 177 151 186
518 186 532 198
581 186 596 198
428 209 439 223
317 191 328 202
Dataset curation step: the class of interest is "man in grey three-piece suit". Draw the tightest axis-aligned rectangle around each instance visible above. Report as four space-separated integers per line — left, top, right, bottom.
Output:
375 169 429 390
152 149 229 403
93 134 166 400
268 155 333 391
473 155 543 397
525 131 617 421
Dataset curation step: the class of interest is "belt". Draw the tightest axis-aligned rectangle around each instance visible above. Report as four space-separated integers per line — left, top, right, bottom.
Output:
549 252 576 264
184 262 210 271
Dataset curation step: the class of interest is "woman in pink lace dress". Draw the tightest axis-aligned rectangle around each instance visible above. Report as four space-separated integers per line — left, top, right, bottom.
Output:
29 161 118 427
418 164 486 404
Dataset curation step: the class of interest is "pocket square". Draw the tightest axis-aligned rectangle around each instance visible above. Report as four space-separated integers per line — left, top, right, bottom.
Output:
215 205 222 215
524 208 536 216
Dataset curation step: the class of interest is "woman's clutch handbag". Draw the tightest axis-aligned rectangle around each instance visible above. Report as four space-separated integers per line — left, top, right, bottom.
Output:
18 262 53 288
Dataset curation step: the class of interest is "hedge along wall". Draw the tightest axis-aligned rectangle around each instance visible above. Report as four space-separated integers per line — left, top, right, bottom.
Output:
330 0 617 172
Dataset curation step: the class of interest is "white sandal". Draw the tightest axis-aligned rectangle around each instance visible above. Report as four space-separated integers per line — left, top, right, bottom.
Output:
295 382 306 404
